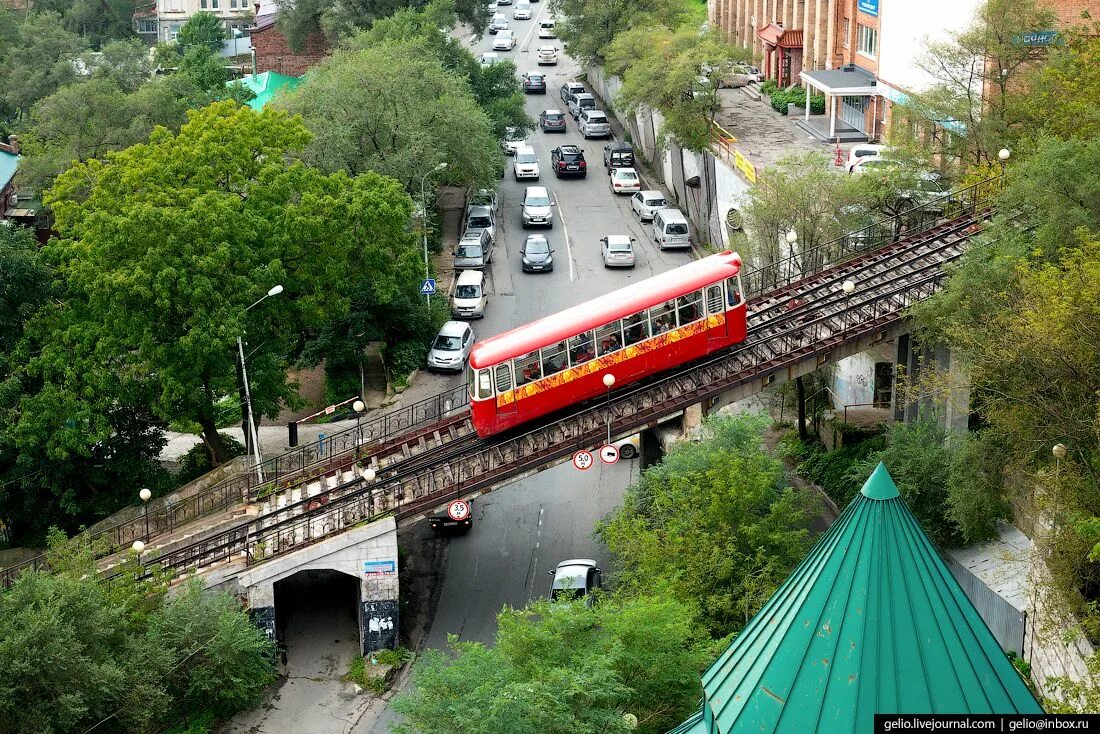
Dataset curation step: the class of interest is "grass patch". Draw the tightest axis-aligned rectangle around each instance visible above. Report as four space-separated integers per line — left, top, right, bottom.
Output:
344 648 411 695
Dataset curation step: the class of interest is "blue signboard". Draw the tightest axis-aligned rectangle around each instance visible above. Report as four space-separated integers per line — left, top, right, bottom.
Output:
363 560 396 577
420 278 437 296
1012 30 1059 46
857 0 878 16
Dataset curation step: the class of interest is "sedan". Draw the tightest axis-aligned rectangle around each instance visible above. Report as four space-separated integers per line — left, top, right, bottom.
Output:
520 234 554 272
488 13 508 33
522 72 547 94
426 321 475 372
539 109 567 132
479 51 500 68
548 559 602 605
630 190 667 221
512 146 540 180
609 167 641 195
537 46 559 65
601 235 636 268
492 30 516 51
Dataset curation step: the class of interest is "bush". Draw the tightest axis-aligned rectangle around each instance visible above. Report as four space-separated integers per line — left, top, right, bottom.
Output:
760 79 778 96
176 433 245 485
387 339 430 381
796 435 885 508
766 86 827 115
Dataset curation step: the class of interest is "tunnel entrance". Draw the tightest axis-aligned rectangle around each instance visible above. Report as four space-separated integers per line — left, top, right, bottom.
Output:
273 569 361 675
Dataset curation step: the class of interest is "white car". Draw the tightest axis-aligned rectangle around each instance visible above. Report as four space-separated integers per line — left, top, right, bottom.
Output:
501 126 527 155
846 144 889 173
609 167 641 194
513 0 531 19
613 434 640 459
480 51 500 68
548 559 602 605
512 145 540 180
426 321 475 372
601 235 636 268
537 46 559 65
493 29 516 51
538 20 555 38
630 190 667 221
489 12 508 33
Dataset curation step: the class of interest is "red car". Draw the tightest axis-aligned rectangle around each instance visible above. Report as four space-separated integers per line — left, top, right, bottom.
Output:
467 251 747 437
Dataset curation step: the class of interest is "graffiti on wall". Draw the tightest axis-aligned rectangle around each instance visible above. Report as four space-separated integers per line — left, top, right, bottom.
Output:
361 599 399 653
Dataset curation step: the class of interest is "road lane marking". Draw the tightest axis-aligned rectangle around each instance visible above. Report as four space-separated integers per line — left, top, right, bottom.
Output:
518 1 547 53
526 505 545 602
552 189 577 282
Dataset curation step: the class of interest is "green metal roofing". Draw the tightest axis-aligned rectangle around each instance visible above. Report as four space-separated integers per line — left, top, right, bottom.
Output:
679 462 1042 734
230 71 301 111
0 151 20 190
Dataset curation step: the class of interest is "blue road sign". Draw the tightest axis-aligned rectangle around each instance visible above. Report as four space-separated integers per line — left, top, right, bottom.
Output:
420 279 437 296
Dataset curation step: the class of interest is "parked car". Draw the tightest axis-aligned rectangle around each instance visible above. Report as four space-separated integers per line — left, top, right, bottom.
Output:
733 64 761 83
559 81 584 105
846 144 889 174
522 71 547 94
512 145 540 180
426 321 475 372
521 185 554 228
451 269 486 319
493 29 516 50
578 109 611 138
537 46 559 65
603 140 634 169
513 0 531 18
548 559 602 605
539 109 567 132
479 51 500 67
497 0 511 5
609 167 641 194
613 434 640 459
630 190 667 221
469 187 499 213
488 12 507 33
538 19 555 38
464 204 496 243
568 93 596 119
551 145 586 177
850 155 897 175
520 233 554 272
454 229 493 269
501 126 527 155
601 234 636 268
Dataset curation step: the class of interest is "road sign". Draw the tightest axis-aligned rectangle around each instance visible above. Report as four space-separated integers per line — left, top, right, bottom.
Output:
572 450 594 471
599 444 619 464
447 499 471 521
420 278 437 296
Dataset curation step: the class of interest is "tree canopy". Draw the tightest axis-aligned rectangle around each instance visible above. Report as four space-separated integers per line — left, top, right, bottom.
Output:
276 0 489 49
0 12 88 119
177 11 228 50
549 0 690 66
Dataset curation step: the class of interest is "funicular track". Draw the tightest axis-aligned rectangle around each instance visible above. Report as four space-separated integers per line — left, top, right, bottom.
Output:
133 183 1002 581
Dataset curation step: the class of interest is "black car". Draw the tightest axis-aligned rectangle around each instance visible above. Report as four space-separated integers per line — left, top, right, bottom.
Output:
559 81 585 105
523 72 547 94
520 234 554 272
551 145 587 178
429 499 474 534
603 141 635 169
539 109 567 132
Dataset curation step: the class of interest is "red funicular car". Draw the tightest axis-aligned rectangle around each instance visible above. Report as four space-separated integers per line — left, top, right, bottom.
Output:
467 251 747 437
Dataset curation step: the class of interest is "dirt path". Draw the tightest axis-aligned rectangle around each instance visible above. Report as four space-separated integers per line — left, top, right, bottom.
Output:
764 425 838 534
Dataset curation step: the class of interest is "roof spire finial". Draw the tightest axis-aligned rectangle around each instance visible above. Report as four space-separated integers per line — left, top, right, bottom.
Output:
860 462 901 500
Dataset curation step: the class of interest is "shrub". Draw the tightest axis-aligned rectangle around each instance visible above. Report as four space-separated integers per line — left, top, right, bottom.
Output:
176 433 245 485
760 79 778 96
796 435 885 508
387 339 430 381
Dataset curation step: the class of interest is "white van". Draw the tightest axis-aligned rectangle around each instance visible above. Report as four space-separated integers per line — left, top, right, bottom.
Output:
652 208 690 250
538 20 556 38
451 270 487 319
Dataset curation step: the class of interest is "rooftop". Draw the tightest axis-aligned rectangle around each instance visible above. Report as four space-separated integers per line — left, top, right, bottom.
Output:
230 71 301 111
0 150 20 191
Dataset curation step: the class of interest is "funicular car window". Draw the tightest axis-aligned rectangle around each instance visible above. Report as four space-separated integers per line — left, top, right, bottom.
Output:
541 341 569 376
596 321 623 356
726 277 743 307
677 290 702 325
623 309 649 346
495 363 513 394
515 352 541 386
478 369 493 399
650 301 676 334
706 284 724 314
568 330 595 365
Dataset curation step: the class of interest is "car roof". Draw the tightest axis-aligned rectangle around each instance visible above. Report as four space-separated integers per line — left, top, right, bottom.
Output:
639 189 664 198
439 321 470 337
525 185 549 196
605 234 632 246
524 233 549 243
607 141 632 151
574 92 594 99
498 29 513 35
557 144 580 153
553 558 597 586
456 270 483 285
459 229 487 241
613 167 637 174
466 205 492 216
543 108 564 115
584 109 607 117
565 81 584 88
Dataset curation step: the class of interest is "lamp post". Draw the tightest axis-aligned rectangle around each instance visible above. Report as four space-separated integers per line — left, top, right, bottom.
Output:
419 163 449 308
139 487 152 541
602 373 615 445
842 279 855 336
998 148 1011 182
232 27 243 57
358 464 377 513
353 399 366 445
239 284 284 484
785 229 798 284
131 540 145 554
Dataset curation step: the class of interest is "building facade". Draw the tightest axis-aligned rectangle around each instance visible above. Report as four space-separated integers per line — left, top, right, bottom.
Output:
249 9 330 76
155 0 254 43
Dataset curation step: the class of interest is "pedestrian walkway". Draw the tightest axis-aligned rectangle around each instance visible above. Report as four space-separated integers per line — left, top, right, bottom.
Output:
160 419 362 462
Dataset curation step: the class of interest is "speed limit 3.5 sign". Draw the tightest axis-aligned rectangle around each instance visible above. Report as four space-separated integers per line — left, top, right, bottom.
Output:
447 499 471 522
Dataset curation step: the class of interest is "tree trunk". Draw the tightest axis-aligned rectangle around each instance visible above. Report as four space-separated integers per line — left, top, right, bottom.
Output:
796 375 809 441
201 418 229 466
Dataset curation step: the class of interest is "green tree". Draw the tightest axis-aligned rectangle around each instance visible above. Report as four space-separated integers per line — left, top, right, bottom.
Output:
177 10 228 50
88 37 153 92
1016 29 1100 144
277 0 489 49
0 224 52 359
36 102 419 466
393 595 717 734
607 24 748 151
597 414 812 635
179 44 229 92
281 41 504 193
549 0 688 65
0 12 89 119
64 0 143 47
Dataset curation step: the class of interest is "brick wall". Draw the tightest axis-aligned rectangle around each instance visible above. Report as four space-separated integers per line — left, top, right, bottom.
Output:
252 24 329 77
1044 0 1100 27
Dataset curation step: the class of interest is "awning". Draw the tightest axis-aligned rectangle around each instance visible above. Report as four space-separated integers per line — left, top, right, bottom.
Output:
801 66 879 96
757 22 804 48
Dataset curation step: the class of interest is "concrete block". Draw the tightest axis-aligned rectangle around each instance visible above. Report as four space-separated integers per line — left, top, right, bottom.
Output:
307 481 321 497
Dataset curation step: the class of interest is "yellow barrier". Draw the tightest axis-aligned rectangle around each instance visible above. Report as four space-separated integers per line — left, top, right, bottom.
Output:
709 122 758 184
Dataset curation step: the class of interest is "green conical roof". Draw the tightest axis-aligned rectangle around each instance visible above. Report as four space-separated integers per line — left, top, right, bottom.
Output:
678 463 1041 733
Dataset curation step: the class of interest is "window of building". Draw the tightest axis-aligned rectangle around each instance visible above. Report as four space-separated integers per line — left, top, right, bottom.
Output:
136 19 157 33
857 24 877 58
166 0 182 11
199 0 207 7
843 17 851 48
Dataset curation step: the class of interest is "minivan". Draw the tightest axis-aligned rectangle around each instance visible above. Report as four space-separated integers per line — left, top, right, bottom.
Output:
653 208 690 249
451 270 487 319
454 229 493 269
569 93 597 120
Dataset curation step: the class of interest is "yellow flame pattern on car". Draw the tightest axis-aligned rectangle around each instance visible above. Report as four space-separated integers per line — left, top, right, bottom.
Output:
496 314 724 408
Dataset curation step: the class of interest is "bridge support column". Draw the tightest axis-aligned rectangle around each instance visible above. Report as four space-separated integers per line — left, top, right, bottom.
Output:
683 403 705 437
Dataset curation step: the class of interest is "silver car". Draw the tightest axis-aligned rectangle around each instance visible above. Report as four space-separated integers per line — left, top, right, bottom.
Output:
464 204 496 243
521 185 554 229
601 234 636 268
578 110 611 139
501 126 527 155
548 559 602 605
454 229 493 269
426 321 475 372
630 190 668 221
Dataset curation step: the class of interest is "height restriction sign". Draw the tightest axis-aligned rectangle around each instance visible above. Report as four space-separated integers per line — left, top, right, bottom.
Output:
572 450 594 470
447 499 470 521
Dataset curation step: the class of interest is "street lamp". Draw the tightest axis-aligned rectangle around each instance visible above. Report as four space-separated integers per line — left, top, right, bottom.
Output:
353 399 366 445
139 487 152 540
131 540 145 554
358 464 377 513
842 279 855 336
419 163 449 308
998 148 1011 180
602 373 616 445
785 229 798 283
238 284 284 484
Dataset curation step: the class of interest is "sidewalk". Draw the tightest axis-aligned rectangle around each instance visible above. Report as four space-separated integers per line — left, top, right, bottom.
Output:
161 419 362 462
